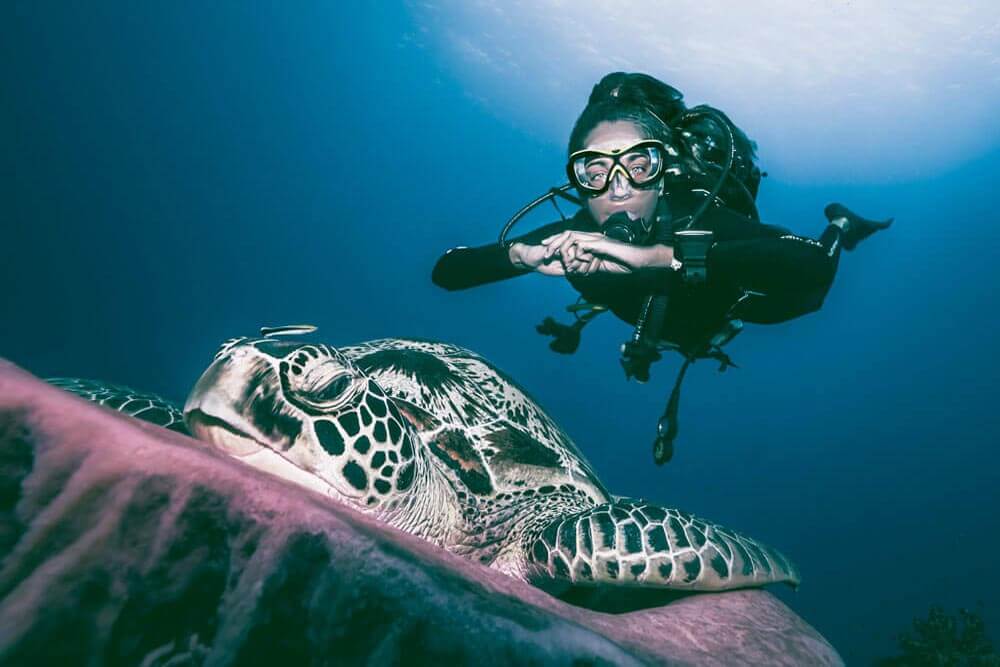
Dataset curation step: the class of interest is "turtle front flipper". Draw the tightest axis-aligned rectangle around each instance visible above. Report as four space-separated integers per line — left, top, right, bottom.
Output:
47 378 188 434
526 498 799 591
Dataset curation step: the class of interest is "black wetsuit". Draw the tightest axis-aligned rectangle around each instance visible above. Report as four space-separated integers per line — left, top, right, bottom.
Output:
433 190 843 353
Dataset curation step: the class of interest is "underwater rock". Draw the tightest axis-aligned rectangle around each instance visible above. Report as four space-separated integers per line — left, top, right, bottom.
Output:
0 359 842 666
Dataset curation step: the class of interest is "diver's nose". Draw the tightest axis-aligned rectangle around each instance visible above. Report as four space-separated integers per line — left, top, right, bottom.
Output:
610 170 632 198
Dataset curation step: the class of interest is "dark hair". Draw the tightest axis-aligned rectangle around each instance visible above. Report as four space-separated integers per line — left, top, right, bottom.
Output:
568 72 762 201
567 72 686 154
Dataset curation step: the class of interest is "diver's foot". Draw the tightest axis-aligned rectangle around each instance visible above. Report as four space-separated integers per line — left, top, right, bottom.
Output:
824 202 894 251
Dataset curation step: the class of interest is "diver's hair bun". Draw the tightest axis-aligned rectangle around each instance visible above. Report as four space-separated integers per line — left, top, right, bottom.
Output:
567 72 689 154
588 72 687 125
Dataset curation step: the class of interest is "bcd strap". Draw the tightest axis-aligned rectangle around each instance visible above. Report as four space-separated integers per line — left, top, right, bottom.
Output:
620 294 665 382
653 356 691 464
651 319 744 466
675 229 714 285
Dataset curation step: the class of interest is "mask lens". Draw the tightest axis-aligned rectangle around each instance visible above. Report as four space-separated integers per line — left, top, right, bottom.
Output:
621 145 661 185
569 141 665 193
573 156 614 190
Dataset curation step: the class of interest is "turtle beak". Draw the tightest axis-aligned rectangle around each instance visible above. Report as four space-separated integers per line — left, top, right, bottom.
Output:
184 357 268 457
183 355 344 500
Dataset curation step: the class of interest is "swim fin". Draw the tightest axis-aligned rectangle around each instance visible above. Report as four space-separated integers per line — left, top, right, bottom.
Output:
824 202 894 251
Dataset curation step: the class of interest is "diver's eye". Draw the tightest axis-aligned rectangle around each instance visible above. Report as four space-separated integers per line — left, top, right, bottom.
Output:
585 166 609 186
623 152 650 171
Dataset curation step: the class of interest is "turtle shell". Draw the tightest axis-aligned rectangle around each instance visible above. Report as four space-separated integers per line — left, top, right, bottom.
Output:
339 338 610 505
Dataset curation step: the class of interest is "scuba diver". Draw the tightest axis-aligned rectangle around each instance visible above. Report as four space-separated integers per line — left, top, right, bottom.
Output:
431 72 892 465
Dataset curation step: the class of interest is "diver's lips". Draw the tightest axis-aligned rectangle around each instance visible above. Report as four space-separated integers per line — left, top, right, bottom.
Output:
604 206 641 218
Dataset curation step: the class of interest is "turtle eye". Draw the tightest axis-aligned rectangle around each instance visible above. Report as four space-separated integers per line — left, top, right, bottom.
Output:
280 346 363 414
310 374 352 403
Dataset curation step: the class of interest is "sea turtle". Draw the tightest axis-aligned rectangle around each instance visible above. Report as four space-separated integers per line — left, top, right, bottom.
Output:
51 328 799 592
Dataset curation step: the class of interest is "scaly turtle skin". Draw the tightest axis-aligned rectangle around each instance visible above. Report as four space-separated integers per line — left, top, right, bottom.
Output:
47 377 187 433
53 331 799 592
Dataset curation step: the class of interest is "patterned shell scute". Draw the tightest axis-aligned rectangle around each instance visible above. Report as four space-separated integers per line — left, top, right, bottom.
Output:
338 339 608 498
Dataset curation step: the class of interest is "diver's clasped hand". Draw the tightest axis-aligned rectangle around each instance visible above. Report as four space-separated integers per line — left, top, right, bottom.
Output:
533 231 676 276
542 230 630 274
509 237 610 276
508 242 570 276
509 232 677 276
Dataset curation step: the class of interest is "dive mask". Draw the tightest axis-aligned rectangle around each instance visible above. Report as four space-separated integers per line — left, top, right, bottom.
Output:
567 139 676 196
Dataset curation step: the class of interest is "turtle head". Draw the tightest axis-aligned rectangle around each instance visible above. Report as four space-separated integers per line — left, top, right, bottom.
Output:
183 329 420 508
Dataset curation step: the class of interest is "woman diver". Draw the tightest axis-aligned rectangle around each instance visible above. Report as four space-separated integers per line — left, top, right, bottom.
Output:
431 72 891 465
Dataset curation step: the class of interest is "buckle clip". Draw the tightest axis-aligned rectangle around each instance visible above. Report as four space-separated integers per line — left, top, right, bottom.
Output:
674 230 714 285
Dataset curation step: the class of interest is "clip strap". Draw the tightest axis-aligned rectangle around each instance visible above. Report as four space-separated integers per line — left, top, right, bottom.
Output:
674 229 714 285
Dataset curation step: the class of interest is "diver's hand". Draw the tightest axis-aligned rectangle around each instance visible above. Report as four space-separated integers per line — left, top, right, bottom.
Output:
541 231 676 275
508 242 566 276
542 230 629 273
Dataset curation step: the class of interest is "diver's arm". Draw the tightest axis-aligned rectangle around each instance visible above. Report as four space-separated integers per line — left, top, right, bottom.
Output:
534 219 832 314
431 220 568 291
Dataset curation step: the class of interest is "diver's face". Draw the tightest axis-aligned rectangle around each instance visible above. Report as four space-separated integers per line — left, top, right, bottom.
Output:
582 121 662 226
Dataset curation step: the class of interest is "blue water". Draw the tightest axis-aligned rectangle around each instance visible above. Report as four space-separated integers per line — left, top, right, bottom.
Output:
5 4 999 664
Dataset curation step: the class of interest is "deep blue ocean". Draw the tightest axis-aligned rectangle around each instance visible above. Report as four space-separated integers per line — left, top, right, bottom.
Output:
5 4 999 664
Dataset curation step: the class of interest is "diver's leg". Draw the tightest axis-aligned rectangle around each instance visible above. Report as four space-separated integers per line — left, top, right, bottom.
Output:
817 220 845 264
824 203 893 251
